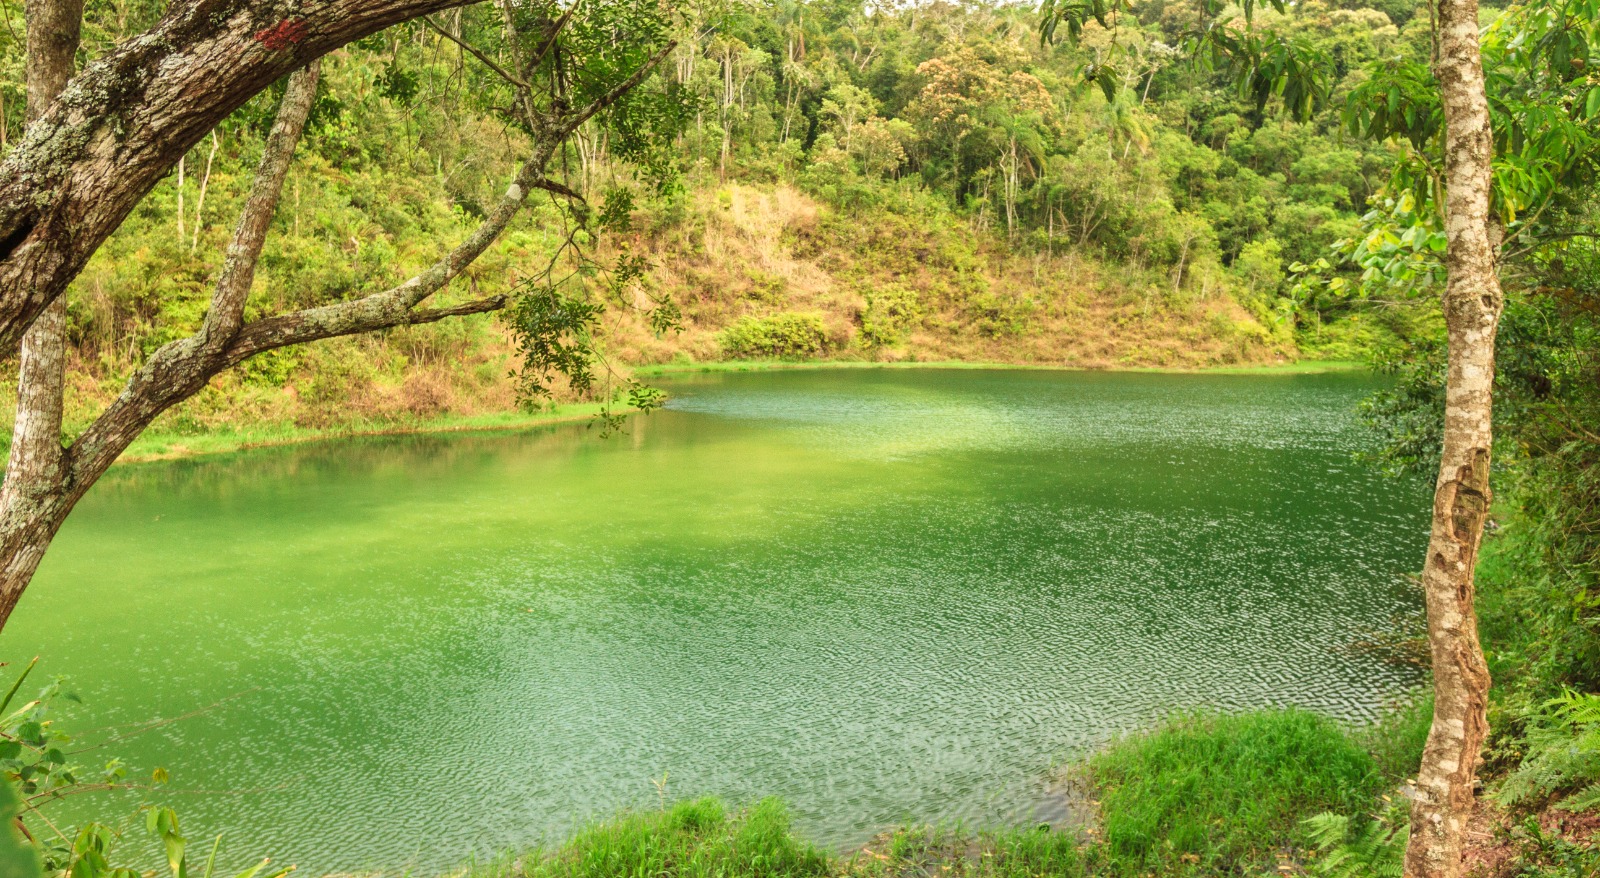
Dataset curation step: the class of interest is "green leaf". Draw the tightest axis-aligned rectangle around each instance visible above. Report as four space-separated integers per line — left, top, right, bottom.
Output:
0 780 39 878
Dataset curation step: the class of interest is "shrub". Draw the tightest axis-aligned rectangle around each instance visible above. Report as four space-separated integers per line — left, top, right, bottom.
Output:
860 285 921 347
1499 690 1600 813
966 291 1035 338
1301 809 1405 878
514 798 831 878
718 313 829 359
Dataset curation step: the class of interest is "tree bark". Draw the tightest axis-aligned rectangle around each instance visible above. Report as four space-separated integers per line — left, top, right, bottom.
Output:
0 0 476 354
1405 0 1500 873
0 0 86 628
0 59 322 626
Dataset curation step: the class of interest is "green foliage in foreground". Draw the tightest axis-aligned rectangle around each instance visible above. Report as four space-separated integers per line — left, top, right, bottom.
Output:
486 798 831 878
1087 710 1385 876
1301 809 1405 878
1500 690 1600 813
475 709 1403 878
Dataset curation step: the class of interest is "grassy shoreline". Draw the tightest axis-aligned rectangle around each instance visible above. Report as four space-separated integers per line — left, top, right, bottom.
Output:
110 358 1368 466
631 357 1369 377
461 707 1421 878
115 403 621 464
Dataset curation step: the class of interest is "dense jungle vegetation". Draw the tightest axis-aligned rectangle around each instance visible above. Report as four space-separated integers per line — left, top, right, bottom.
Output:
1 0 1599 875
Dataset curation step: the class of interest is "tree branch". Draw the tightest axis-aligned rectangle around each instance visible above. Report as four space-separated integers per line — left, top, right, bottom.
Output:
407 295 510 324
0 0 478 353
421 15 530 89
203 62 322 344
531 177 587 205
557 39 677 136
527 0 581 73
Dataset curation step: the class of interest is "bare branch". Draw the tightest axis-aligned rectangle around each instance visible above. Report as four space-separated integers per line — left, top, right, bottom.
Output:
531 177 587 205
422 15 531 89
525 0 582 77
225 293 511 361
203 62 322 344
407 295 510 325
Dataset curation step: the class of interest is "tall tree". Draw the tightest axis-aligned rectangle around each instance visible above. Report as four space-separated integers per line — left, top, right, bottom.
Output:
0 0 85 633
1033 0 1511 871
1405 0 1499 868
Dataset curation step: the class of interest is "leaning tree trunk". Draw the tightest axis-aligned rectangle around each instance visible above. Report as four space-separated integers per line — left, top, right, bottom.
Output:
0 57 324 625
0 0 475 354
0 0 86 627
1406 0 1500 872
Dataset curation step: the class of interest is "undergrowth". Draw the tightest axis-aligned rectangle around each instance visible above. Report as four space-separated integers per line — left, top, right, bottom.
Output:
1086 709 1387 876
474 708 1416 878
482 798 831 878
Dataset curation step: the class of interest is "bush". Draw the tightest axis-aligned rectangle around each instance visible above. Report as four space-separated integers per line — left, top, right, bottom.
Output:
1089 709 1383 876
510 798 831 878
859 285 921 347
965 291 1035 338
718 313 829 359
1499 690 1600 813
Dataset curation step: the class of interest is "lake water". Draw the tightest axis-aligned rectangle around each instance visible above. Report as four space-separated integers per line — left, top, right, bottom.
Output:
1 368 1430 873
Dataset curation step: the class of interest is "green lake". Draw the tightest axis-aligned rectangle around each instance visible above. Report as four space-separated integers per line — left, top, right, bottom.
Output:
1 368 1430 873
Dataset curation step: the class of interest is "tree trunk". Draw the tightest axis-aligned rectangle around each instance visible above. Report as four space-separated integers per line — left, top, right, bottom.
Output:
0 0 85 626
0 0 475 354
177 155 186 240
1405 0 1500 872
192 129 221 252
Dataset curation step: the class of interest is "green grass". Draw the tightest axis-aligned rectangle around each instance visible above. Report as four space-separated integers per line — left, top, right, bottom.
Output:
633 358 1369 377
1359 694 1433 784
1086 709 1386 876
481 798 832 878
114 402 621 464
462 709 1405 878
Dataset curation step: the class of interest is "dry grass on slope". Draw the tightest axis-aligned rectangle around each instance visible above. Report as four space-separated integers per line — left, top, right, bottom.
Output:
599 183 1292 370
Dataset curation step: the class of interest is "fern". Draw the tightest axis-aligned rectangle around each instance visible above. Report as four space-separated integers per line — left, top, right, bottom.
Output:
1301 811 1405 878
1499 689 1600 812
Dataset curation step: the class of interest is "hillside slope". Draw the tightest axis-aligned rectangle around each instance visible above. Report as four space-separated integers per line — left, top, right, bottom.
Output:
607 183 1290 370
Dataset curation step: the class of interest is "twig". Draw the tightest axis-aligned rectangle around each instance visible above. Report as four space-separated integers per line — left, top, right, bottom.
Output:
73 688 260 749
558 41 677 135
422 16 531 90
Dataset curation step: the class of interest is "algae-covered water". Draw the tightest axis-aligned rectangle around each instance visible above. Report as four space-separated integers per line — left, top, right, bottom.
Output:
1 368 1429 872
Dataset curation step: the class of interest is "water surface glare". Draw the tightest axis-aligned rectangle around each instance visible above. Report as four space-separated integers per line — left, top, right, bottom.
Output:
4 369 1429 872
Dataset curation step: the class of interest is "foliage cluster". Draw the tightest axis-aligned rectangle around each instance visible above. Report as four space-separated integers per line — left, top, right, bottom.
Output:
717 312 829 359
